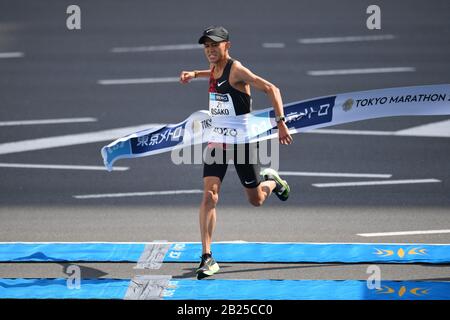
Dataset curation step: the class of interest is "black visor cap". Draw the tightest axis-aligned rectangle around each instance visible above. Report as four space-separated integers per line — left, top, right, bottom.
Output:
198 26 229 44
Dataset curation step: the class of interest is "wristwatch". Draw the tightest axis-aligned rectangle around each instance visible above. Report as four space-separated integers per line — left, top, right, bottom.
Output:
275 115 286 123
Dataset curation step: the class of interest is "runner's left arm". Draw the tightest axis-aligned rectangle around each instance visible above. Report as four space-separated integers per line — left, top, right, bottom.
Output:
232 62 293 145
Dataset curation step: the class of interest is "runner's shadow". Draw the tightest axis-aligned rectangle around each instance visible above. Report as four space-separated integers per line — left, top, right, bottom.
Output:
177 265 233 279
410 263 450 281
411 277 450 281
176 263 340 279
58 263 109 279
215 263 343 276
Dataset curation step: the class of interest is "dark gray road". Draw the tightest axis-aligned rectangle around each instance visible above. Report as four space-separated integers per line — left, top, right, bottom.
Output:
0 0 449 288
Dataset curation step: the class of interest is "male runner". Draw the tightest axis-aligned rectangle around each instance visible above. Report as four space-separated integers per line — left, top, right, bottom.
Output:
180 26 293 279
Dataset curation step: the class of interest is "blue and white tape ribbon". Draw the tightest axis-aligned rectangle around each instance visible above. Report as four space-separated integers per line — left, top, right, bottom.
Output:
101 84 450 171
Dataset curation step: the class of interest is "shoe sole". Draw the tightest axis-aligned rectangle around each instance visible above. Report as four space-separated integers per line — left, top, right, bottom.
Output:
196 263 220 279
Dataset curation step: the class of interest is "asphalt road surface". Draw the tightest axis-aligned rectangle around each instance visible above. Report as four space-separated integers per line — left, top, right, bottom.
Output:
0 0 449 291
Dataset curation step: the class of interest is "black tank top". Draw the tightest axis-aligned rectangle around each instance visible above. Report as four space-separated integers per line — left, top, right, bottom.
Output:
209 59 252 116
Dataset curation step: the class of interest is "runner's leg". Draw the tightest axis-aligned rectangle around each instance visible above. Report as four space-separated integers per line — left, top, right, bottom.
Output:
199 176 221 254
245 180 276 207
234 143 277 206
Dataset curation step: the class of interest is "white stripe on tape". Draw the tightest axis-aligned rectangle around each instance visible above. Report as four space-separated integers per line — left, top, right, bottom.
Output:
135 242 171 270
124 275 172 300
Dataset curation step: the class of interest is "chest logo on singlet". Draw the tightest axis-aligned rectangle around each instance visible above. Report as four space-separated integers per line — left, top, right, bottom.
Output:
210 93 229 102
217 80 227 87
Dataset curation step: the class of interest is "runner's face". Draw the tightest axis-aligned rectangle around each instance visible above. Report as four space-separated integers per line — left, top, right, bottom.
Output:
203 40 229 64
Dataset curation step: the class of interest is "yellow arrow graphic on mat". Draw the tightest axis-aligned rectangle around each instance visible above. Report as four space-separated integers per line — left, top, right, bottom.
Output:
374 247 427 258
377 286 429 297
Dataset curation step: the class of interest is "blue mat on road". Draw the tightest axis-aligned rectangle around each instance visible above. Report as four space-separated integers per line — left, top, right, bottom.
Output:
0 243 145 262
165 279 450 300
0 242 449 263
164 242 450 263
0 278 449 300
0 278 129 299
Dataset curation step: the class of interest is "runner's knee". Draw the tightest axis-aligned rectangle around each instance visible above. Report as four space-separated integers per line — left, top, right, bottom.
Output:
203 190 219 208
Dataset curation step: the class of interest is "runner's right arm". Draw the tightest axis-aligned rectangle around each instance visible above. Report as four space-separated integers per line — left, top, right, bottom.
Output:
179 70 210 84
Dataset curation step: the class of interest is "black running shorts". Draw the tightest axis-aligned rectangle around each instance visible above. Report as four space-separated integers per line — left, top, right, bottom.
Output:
203 143 261 188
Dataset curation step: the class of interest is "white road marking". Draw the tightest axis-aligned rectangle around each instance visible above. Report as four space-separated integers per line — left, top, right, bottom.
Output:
0 117 97 127
74 189 203 199
0 123 162 155
0 162 128 171
395 119 450 138
308 67 415 76
357 229 450 237
298 34 395 44
310 119 450 138
310 129 394 136
98 77 207 85
111 44 202 53
279 171 392 178
0 52 24 59
262 43 286 48
312 179 441 188
1 119 448 156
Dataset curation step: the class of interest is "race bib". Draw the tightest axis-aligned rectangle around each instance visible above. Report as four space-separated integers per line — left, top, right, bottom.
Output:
209 93 236 116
